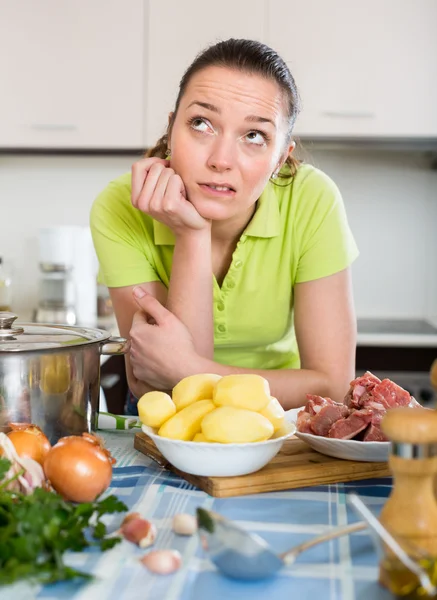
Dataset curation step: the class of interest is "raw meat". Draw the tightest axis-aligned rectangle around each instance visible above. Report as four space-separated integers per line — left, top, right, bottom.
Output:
369 379 411 409
297 371 421 443
344 372 381 409
328 409 373 440
297 395 349 436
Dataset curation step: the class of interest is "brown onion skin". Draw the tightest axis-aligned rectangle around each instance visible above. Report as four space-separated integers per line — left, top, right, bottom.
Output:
7 424 51 466
44 433 115 503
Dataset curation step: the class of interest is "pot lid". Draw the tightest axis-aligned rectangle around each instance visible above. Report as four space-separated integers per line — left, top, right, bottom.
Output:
0 312 110 352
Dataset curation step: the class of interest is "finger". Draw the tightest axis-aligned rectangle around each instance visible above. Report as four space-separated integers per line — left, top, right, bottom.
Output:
131 309 148 328
149 167 175 214
162 173 187 214
171 173 187 200
131 158 169 208
137 163 168 214
132 287 171 326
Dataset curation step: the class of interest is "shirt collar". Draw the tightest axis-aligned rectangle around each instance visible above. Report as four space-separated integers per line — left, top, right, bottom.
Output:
152 180 280 245
244 180 281 238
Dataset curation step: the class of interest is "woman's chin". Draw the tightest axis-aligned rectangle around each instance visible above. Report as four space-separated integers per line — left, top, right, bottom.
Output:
191 200 234 222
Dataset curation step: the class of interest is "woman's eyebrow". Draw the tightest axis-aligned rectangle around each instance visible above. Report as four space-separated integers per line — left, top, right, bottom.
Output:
187 100 275 128
245 114 276 128
187 101 219 113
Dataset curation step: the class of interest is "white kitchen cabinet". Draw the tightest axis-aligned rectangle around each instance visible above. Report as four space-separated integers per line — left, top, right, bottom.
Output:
267 0 437 138
144 0 266 147
0 0 144 149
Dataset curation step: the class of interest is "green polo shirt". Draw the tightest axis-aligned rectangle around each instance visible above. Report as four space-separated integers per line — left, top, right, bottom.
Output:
90 164 358 370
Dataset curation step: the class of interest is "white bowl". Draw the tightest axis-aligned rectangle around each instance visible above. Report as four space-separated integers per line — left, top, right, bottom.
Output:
141 412 296 477
294 430 389 462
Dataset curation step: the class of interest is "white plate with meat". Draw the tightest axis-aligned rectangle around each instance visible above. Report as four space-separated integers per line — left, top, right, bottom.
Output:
293 372 422 462
294 431 390 462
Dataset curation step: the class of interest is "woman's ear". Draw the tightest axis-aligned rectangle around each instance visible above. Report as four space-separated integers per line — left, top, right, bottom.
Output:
277 140 297 171
287 140 296 156
167 111 175 149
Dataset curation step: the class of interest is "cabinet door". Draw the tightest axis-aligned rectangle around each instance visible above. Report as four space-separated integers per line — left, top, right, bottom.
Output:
144 0 265 147
267 0 437 138
0 0 144 148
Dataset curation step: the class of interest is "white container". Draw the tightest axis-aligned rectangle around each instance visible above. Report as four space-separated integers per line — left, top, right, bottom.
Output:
37 226 98 326
141 412 296 477
0 258 12 311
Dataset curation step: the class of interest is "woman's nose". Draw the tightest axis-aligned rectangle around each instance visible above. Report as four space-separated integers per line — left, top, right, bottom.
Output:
206 136 235 172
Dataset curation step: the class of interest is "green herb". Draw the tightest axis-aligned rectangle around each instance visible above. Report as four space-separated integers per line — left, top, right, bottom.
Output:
0 458 127 585
0 458 11 482
196 507 215 533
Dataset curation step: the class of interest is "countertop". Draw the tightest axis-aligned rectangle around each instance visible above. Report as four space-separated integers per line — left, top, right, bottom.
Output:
2 429 395 600
356 318 437 348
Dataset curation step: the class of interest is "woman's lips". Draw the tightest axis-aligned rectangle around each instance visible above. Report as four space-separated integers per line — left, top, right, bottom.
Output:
198 183 236 197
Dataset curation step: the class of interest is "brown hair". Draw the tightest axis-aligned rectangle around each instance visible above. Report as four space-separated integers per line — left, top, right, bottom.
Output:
146 38 301 178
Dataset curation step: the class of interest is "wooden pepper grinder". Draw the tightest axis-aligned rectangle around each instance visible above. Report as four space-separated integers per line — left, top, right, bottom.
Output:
379 407 437 590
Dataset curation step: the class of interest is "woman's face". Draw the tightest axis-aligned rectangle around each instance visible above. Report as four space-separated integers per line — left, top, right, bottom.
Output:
168 66 292 222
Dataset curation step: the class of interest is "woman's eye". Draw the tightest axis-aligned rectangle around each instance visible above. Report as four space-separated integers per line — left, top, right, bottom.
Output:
245 131 267 145
190 118 211 133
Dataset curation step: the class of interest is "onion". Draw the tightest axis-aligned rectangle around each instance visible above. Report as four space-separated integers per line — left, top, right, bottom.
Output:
44 433 115 503
7 423 51 466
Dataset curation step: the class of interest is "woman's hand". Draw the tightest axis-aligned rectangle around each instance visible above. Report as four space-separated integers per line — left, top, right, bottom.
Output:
131 157 210 235
129 286 205 390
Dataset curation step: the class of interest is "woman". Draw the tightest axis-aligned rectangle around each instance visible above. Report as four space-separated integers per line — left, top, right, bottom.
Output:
90 38 358 413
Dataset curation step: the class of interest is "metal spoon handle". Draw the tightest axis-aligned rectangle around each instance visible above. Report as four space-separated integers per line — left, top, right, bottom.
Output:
280 521 366 565
348 493 437 597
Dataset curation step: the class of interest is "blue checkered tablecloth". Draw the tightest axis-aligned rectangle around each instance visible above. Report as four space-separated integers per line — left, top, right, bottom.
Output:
2 430 395 600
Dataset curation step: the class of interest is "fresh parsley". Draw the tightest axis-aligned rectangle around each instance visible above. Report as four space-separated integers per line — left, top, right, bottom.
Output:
0 458 127 585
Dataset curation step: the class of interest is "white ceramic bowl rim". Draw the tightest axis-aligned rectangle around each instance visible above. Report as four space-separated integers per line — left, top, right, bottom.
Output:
294 430 390 449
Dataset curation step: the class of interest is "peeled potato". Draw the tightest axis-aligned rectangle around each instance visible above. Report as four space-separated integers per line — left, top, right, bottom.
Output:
259 396 285 432
201 406 274 443
172 374 222 411
137 391 176 428
192 432 207 442
213 374 270 411
158 399 216 440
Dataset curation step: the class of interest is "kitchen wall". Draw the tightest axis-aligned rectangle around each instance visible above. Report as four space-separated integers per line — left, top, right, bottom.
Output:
1 149 436 322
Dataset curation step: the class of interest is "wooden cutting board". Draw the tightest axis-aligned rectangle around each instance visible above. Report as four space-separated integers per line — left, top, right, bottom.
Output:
134 432 391 498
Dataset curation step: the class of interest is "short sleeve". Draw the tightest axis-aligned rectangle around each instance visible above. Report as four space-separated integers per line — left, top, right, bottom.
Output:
90 175 161 288
293 168 359 283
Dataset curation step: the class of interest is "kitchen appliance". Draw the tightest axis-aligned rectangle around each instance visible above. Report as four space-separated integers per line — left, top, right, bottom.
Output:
34 226 98 326
35 263 76 325
0 312 129 443
0 257 13 311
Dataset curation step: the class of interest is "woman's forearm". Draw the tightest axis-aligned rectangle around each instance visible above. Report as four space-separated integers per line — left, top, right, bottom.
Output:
166 231 214 359
193 358 346 410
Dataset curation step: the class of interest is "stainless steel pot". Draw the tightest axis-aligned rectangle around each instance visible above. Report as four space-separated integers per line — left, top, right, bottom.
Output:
0 312 129 443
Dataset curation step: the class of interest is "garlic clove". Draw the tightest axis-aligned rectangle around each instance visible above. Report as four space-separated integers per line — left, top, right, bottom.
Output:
140 549 182 575
172 513 197 536
120 517 157 548
120 512 141 527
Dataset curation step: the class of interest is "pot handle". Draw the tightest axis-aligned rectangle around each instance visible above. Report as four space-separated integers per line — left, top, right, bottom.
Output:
100 336 130 355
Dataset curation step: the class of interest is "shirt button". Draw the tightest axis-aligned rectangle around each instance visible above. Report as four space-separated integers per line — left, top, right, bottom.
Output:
217 324 226 333
227 280 235 289
217 302 225 311
234 260 243 269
